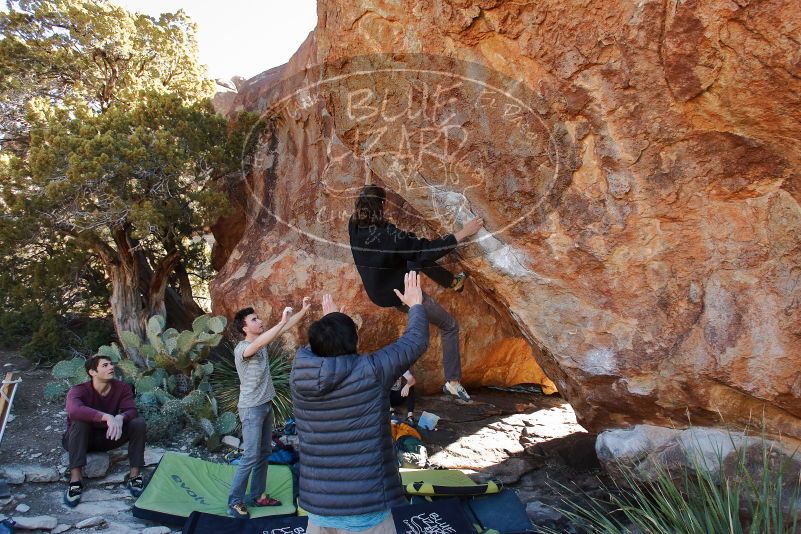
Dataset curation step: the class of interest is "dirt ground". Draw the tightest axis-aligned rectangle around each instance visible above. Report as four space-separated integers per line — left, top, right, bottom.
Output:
0 349 605 533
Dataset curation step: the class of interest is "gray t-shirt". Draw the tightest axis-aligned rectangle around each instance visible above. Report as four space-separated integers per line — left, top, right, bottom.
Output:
234 340 276 409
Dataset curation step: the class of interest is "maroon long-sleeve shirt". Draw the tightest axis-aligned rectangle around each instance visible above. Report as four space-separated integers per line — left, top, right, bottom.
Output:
65 380 138 431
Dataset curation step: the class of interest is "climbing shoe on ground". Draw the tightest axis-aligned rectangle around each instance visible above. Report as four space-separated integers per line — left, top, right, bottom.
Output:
228 500 250 519
64 480 82 507
443 381 471 401
124 473 145 497
451 272 468 292
251 494 282 507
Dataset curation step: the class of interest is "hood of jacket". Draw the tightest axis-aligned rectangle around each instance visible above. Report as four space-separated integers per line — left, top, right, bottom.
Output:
292 345 361 397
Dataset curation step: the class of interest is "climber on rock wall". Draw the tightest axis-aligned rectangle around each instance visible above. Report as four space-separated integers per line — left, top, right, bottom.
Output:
348 184 483 401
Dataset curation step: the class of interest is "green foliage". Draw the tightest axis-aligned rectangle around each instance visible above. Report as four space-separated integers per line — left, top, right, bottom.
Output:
44 381 70 402
137 390 160 410
134 375 158 393
0 240 111 361
216 411 237 435
100 317 233 449
97 343 123 363
139 394 185 443
541 435 801 534
0 0 213 138
81 319 116 353
52 358 86 380
198 409 237 452
120 331 142 350
20 310 71 362
130 313 225 391
46 356 87 402
212 340 294 427
114 359 139 381
43 313 236 451
0 300 114 364
181 389 211 419
0 1 260 353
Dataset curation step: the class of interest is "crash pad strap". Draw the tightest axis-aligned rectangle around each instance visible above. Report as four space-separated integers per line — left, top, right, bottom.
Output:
400 468 502 496
405 480 502 496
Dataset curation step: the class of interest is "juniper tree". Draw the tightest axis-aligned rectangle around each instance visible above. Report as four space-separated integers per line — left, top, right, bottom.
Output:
0 0 252 365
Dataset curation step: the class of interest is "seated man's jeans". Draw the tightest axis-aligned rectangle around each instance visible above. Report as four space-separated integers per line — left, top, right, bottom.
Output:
62 417 146 469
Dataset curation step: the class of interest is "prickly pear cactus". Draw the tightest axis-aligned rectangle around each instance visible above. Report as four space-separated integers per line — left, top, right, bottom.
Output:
120 313 226 393
45 357 88 402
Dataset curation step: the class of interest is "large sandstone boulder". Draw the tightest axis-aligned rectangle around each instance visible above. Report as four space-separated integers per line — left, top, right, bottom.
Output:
209 32 556 394
211 0 801 438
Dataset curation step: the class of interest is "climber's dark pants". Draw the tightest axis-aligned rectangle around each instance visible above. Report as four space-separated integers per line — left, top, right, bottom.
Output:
62 417 146 469
408 259 454 289
396 293 462 382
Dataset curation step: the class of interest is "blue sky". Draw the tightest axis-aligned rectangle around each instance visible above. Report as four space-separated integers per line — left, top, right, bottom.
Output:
111 0 318 80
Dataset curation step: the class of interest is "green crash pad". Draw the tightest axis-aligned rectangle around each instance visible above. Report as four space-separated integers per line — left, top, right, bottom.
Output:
133 452 295 525
400 468 502 496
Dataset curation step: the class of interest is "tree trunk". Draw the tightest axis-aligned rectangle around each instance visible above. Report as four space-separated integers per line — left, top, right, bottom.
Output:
136 246 204 332
164 285 204 331
84 225 206 365
175 262 206 315
146 250 180 320
107 262 148 367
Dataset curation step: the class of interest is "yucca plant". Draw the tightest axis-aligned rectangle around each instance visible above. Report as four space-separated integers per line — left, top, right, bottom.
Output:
541 432 801 534
212 340 294 428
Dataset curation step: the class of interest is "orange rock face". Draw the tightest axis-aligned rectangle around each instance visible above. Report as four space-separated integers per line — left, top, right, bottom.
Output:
211 1 801 437
209 33 555 395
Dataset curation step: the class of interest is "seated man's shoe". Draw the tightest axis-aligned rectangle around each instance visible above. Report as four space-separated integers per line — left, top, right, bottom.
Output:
443 381 471 401
63 481 82 508
124 473 145 498
450 272 468 292
251 493 282 507
228 500 250 519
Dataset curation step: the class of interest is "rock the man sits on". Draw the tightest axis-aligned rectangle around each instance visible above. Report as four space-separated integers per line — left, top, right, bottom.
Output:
62 355 147 507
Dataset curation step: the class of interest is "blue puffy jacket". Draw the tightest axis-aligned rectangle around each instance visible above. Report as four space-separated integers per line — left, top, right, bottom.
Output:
290 305 429 515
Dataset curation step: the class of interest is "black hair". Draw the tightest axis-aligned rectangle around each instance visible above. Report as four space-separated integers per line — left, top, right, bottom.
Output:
233 307 255 336
351 185 386 226
85 355 112 376
308 312 358 357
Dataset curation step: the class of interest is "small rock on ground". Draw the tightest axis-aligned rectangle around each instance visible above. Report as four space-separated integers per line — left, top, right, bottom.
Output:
14 503 30 513
75 515 106 528
144 447 165 466
221 435 240 449
11 515 58 530
142 527 172 534
23 465 60 483
59 452 110 479
0 466 25 484
526 500 563 523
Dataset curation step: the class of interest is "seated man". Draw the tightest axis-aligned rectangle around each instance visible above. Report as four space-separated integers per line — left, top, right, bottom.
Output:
291 272 428 534
62 355 146 507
